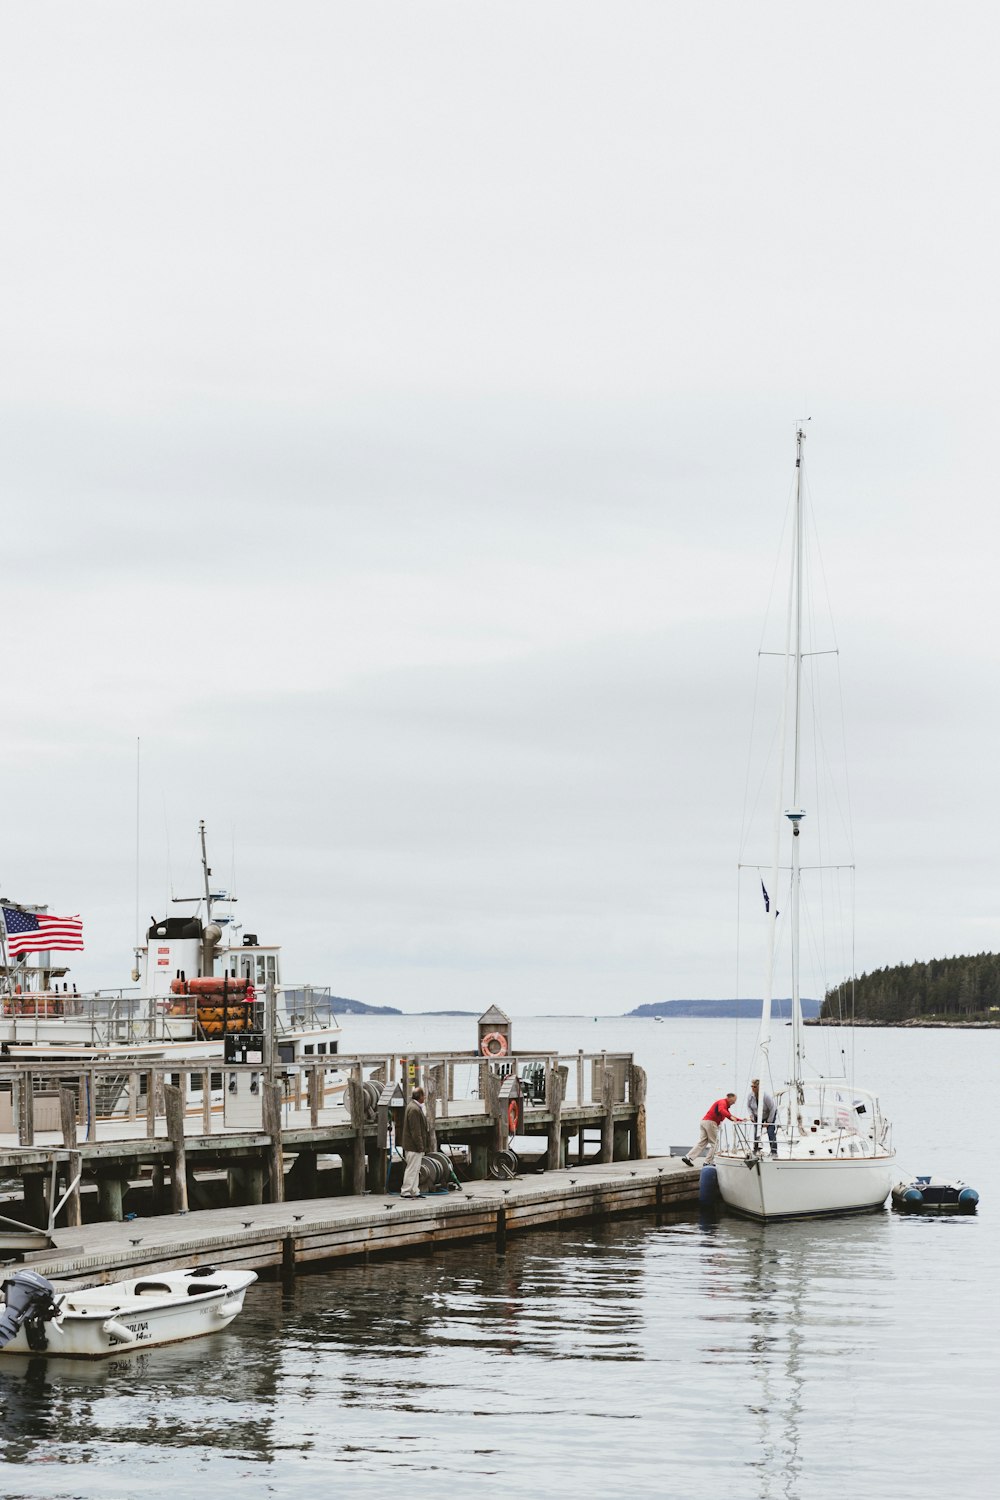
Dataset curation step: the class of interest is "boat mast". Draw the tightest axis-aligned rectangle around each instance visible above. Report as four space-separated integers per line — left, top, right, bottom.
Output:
199 818 213 927
787 425 807 1088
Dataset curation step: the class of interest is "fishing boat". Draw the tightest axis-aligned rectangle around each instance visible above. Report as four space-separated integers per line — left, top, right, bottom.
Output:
0 1265 256 1358
713 428 895 1221
0 822 344 1125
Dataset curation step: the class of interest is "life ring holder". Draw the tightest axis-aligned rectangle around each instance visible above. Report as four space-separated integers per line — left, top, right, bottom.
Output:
480 1031 508 1058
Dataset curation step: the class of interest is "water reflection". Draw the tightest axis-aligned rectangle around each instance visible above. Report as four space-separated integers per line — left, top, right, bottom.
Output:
0 1207 993 1499
686 1212 894 1500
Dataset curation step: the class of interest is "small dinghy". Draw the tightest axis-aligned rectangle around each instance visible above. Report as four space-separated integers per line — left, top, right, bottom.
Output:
0 1265 256 1358
891 1175 979 1213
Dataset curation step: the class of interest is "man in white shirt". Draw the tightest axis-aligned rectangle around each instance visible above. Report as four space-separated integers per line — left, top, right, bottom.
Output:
747 1078 778 1157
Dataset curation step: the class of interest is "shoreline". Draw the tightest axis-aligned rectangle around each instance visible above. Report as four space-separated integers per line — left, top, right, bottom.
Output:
807 1017 1000 1029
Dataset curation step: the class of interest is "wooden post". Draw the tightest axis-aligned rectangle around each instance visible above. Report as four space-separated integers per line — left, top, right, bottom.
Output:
128 1071 139 1122
426 1064 444 1151
202 1069 212 1135
345 1077 367 1196
309 1065 321 1127
546 1066 565 1171
629 1064 648 1160
470 1138 489 1179
263 1080 285 1203
19 1078 34 1146
484 1065 505 1152
87 1067 98 1137
22 1170 48 1229
60 1087 82 1228
576 1049 584 1106
600 1067 615 1164
164 1082 189 1213
446 1061 455 1118
97 1172 125 1222
146 1069 158 1140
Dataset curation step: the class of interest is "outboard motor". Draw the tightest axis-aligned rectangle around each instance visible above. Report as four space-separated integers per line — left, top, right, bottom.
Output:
0 1270 60 1352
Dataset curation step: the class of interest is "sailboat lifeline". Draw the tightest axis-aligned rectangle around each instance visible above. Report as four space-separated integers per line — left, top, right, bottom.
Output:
713 428 895 1221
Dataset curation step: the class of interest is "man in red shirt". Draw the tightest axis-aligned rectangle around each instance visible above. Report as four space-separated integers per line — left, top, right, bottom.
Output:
682 1092 740 1167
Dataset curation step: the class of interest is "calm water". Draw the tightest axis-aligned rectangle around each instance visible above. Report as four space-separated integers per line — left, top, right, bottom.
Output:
1 1016 996 1498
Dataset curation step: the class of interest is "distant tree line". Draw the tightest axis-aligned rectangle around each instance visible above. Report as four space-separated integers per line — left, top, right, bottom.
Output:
822 952 1000 1022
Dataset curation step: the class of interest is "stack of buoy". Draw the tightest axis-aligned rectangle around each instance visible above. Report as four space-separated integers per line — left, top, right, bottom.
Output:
169 976 257 1035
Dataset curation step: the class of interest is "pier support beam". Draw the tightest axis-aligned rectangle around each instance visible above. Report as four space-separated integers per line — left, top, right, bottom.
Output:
228 1162 264 1207
629 1065 648 1160
22 1169 48 1228
263 1081 285 1203
345 1077 366 1196
60 1087 82 1228
164 1084 189 1214
97 1171 125 1223
546 1066 566 1171
600 1069 615 1165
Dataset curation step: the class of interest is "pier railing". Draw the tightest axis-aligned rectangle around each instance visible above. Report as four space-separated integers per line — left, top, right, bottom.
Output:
0 1048 641 1147
0 1049 646 1229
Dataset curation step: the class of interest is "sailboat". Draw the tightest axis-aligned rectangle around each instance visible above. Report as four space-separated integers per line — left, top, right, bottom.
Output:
713 428 895 1221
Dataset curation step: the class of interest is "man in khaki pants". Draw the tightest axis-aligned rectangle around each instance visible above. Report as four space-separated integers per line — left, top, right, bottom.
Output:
401 1087 429 1197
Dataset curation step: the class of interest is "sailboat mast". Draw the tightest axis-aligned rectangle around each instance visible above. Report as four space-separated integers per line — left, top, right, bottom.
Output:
789 426 806 1085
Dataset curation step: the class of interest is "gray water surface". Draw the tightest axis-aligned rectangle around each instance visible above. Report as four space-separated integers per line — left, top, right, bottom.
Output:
1 1017 995 1498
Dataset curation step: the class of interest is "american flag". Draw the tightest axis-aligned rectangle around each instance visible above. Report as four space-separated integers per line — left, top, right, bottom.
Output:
1 905 84 956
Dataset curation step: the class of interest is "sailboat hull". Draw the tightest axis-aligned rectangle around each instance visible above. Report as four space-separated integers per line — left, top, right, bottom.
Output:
714 1152 894 1221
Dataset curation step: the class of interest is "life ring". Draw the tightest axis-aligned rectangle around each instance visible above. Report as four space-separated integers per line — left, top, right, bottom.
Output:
507 1098 519 1133
481 1031 508 1057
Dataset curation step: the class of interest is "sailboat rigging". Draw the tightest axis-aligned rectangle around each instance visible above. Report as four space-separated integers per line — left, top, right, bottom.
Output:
713 428 895 1220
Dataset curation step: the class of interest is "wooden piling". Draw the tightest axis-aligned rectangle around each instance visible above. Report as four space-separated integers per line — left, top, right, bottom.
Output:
546 1065 565 1171
600 1067 615 1165
263 1081 285 1203
345 1077 367 1196
629 1064 648 1160
60 1087 82 1228
164 1083 189 1214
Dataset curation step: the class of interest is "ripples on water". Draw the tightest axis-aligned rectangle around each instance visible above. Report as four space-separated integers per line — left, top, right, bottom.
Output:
1 1022 997 1498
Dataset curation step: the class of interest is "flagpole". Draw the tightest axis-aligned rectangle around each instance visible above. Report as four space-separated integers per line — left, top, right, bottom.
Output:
0 904 15 999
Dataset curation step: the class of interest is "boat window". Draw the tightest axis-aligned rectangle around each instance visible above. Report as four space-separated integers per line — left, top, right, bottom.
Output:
170 1073 180 1090
278 1043 294 1065
211 1071 222 1091
330 1040 338 1054
304 1044 314 1055
256 955 266 986
318 1042 327 1055
267 955 277 984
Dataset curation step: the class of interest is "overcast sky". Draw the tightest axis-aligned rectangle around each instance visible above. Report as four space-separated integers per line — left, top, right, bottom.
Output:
1 3 998 1013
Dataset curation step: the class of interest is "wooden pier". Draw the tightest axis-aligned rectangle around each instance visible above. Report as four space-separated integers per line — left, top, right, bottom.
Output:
15 1157 699 1288
0 1048 657 1239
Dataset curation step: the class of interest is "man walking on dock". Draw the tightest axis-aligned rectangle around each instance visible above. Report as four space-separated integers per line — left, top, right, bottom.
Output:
401 1087 429 1198
682 1092 740 1168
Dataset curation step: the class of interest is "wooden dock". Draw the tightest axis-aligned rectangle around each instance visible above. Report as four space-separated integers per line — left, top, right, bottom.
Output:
0 1047 654 1238
17 1156 699 1287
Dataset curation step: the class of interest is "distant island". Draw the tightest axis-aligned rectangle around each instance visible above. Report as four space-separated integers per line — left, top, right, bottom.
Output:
820 952 1000 1025
322 998 478 1017
628 999 821 1019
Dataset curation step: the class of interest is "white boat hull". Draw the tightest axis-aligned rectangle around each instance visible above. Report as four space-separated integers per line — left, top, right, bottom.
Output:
1 1266 256 1359
714 1151 894 1221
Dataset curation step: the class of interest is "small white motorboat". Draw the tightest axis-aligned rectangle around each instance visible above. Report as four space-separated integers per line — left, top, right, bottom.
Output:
0 1265 256 1358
